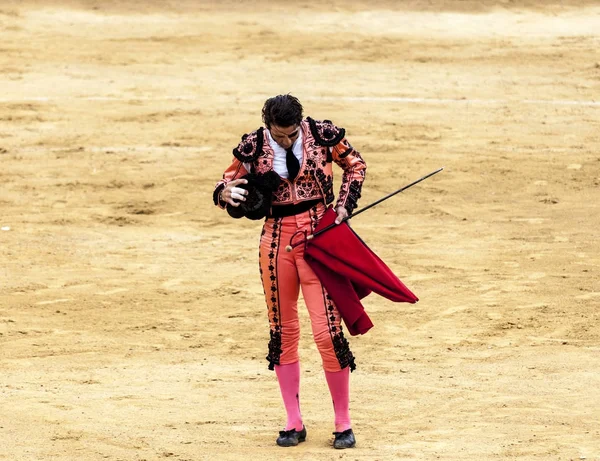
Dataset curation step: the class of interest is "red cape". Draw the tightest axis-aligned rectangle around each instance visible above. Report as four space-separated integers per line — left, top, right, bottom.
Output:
304 208 418 336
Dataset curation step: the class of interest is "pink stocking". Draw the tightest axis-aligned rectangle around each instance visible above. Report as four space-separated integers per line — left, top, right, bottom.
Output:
324 366 352 432
275 361 303 431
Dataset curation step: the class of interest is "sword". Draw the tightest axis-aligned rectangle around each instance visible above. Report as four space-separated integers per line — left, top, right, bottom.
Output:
285 167 444 252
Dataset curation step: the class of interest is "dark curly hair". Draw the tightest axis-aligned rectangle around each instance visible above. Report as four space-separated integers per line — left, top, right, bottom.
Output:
262 94 303 128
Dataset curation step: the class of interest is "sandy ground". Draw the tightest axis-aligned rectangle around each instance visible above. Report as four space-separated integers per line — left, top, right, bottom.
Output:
1 1 599 460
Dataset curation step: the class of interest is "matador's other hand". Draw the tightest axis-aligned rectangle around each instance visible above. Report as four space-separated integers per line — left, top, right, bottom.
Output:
221 178 248 207
334 206 348 225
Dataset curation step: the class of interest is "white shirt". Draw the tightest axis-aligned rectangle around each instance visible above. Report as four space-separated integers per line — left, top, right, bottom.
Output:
266 128 304 179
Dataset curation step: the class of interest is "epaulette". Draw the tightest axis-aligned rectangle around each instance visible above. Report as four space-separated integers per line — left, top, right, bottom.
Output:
307 117 346 147
232 127 264 162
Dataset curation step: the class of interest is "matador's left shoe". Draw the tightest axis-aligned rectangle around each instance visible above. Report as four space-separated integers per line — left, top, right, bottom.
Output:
333 428 356 449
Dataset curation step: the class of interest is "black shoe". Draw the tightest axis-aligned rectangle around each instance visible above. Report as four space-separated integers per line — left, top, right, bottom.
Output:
276 426 307 447
333 428 356 449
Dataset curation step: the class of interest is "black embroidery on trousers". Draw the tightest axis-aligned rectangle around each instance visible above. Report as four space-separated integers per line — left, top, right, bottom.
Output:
322 292 356 372
332 330 356 371
267 330 282 371
264 217 283 370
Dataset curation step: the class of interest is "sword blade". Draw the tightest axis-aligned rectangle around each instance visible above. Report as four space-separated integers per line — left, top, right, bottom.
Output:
285 167 444 252
312 167 444 239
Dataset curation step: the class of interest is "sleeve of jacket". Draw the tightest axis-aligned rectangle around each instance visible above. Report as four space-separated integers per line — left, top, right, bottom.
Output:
213 159 250 209
331 137 367 214
213 128 264 209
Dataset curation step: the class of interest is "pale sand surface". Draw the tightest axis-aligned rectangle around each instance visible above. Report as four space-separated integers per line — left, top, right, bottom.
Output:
1 1 599 460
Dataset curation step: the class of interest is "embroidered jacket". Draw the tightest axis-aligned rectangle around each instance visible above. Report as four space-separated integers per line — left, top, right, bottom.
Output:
213 118 367 214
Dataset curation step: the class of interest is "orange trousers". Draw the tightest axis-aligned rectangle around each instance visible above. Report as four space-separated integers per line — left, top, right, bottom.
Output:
259 203 355 373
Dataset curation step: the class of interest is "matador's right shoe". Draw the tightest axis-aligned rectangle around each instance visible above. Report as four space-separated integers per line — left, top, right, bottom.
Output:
333 428 356 449
276 426 307 447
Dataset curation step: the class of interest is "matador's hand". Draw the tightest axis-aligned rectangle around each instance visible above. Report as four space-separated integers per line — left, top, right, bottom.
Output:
334 206 348 225
220 178 248 207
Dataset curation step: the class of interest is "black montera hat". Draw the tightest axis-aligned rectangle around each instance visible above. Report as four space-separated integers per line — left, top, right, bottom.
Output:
227 171 281 220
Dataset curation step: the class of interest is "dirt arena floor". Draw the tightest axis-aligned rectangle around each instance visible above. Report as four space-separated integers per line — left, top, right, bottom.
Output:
1 1 599 460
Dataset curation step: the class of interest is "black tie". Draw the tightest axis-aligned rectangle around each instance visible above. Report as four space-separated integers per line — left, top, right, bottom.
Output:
286 147 300 181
